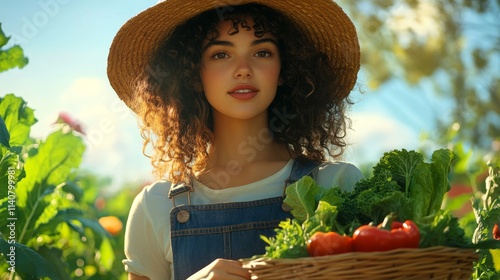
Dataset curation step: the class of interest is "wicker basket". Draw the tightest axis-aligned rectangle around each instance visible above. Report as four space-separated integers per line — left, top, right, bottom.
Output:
242 246 477 280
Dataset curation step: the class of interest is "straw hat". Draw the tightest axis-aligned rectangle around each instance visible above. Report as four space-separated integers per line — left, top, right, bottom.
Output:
107 0 360 111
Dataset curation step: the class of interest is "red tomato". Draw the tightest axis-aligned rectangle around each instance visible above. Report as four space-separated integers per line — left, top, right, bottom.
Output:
352 220 420 252
307 231 354 257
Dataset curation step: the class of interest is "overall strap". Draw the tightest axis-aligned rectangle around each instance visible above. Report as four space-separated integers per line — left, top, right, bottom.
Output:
169 159 322 207
168 181 193 207
285 159 323 186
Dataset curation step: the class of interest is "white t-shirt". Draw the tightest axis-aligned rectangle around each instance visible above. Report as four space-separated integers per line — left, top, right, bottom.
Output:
123 160 363 279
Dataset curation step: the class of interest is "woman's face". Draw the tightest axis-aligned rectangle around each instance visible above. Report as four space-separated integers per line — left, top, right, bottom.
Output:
199 18 282 122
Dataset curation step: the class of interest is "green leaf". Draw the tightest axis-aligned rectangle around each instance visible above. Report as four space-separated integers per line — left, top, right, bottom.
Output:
33 190 62 230
373 149 424 194
445 193 473 213
16 185 54 244
0 237 58 279
464 239 500 250
0 94 37 147
356 188 409 223
35 208 84 234
284 176 322 222
262 219 308 259
428 149 456 215
17 130 85 208
419 210 469 248
320 187 346 207
0 146 25 238
0 24 9 48
409 163 433 221
0 25 29 73
97 237 115 271
36 208 111 247
0 45 29 73
303 201 338 234
37 246 72 280
0 117 10 148
491 249 500 272
60 181 84 202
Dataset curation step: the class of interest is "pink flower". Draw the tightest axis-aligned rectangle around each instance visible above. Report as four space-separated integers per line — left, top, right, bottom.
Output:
55 112 85 135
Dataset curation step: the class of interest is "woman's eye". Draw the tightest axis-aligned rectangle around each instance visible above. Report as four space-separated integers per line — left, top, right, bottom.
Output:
212 52 229 59
255 51 272 58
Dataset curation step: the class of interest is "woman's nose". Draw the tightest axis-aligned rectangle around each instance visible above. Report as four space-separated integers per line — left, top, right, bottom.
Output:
234 58 253 79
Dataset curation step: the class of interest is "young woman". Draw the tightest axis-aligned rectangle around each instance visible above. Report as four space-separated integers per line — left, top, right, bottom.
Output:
107 1 362 279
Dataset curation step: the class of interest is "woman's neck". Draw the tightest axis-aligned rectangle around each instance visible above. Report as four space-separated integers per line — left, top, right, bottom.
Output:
209 114 289 166
196 113 291 189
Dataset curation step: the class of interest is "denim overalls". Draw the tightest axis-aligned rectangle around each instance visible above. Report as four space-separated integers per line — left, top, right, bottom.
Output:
168 160 321 280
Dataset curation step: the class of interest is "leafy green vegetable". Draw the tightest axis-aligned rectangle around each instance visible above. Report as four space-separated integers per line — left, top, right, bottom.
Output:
261 219 309 259
263 199 341 259
261 148 495 262
373 149 424 194
263 177 341 258
361 148 456 224
354 168 412 224
321 185 357 230
284 176 322 223
302 201 339 235
428 149 456 216
408 163 433 222
471 161 500 278
418 210 469 248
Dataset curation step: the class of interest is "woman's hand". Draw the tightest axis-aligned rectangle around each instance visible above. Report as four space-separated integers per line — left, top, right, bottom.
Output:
187 259 250 280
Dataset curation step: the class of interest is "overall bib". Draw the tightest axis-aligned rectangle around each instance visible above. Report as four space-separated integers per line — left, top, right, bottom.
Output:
169 160 321 280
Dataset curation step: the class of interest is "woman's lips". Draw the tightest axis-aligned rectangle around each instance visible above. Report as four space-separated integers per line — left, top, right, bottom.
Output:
228 85 259 100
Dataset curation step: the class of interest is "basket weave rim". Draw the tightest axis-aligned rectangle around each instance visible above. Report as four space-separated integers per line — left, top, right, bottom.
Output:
242 246 478 280
242 246 477 265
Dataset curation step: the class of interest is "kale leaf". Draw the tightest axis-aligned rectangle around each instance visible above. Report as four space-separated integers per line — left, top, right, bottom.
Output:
354 168 409 224
418 210 469 248
366 148 455 223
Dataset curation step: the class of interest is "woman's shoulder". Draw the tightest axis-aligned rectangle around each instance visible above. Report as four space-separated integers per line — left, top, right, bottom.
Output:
315 161 364 191
132 180 174 218
319 161 361 173
139 180 173 200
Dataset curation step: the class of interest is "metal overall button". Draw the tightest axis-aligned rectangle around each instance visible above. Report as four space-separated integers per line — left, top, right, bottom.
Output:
176 210 190 223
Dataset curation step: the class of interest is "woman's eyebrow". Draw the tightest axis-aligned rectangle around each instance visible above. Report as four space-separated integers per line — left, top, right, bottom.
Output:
251 38 278 46
203 40 232 50
203 37 278 50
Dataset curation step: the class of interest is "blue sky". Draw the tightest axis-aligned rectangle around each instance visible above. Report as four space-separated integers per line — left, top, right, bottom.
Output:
0 1 447 190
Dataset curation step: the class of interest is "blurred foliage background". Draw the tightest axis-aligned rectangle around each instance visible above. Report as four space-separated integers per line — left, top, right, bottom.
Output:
339 0 499 151
1 0 499 279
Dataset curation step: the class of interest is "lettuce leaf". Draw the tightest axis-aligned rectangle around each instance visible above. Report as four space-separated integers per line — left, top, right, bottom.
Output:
409 163 433 221
283 176 322 223
428 149 456 215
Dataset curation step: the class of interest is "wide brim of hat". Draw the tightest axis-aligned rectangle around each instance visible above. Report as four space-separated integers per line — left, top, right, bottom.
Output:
107 0 360 111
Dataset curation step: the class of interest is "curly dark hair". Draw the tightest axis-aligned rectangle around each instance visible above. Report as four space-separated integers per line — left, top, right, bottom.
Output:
133 4 354 183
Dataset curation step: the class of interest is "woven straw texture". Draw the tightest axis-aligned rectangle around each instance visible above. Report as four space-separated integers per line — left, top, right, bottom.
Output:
242 246 477 280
